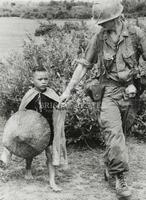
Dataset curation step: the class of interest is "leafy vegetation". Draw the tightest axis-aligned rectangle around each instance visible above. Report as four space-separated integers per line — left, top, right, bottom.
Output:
0 21 104 146
0 0 146 19
123 0 146 18
0 19 146 146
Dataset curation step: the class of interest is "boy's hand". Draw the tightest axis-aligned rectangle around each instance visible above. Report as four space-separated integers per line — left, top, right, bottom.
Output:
58 90 71 109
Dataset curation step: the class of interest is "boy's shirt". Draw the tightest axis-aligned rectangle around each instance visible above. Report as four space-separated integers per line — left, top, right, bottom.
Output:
26 93 55 118
19 87 60 110
26 93 57 145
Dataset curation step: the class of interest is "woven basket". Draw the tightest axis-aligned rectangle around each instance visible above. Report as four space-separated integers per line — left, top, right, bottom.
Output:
3 110 51 158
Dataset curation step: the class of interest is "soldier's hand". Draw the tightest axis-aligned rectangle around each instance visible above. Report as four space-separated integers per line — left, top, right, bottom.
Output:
58 90 71 109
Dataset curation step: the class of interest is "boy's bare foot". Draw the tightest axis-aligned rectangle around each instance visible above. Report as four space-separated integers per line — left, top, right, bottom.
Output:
25 170 34 180
25 174 34 180
50 181 62 192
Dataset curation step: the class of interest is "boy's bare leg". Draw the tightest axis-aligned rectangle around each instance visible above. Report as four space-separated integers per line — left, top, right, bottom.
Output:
25 158 33 180
45 146 62 192
0 147 12 168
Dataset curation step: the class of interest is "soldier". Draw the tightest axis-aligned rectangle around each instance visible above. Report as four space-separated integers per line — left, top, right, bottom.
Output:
59 0 146 198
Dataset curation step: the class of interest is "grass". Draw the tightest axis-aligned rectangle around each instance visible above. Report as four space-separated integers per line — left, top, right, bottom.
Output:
0 117 146 200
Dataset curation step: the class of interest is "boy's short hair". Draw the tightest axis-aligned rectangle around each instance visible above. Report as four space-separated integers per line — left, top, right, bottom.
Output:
31 66 48 76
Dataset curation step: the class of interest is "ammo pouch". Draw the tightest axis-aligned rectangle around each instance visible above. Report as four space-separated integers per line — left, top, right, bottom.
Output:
85 79 105 102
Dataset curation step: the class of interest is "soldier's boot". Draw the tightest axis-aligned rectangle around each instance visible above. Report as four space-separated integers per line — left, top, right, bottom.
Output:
116 172 131 199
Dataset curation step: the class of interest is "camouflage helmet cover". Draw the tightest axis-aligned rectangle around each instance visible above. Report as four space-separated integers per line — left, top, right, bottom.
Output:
92 0 123 25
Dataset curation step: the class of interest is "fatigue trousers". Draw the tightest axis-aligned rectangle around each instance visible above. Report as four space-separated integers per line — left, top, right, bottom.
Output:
100 85 137 176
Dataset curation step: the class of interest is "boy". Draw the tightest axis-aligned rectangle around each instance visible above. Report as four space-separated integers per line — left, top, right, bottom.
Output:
0 67 67 192
19 67 68 191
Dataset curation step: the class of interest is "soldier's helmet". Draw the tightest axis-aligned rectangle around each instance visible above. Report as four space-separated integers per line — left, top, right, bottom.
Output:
92 0 123 25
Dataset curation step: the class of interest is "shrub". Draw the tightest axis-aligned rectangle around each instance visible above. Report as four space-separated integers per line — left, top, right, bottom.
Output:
1 20 146 146
122 0 146 17
0 22 104 146
0 53 30 117
1 0 146 19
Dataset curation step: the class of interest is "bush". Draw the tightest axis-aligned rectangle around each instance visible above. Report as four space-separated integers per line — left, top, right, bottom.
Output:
1 21 146 146
1 0 146 19
123 0 146 17
0 22 104 146
65 87 104 146
0 54 30 117
35 22 59 36
130 92 146 142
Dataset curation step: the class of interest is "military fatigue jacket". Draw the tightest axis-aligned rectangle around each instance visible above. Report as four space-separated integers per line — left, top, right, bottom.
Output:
80 20 146 84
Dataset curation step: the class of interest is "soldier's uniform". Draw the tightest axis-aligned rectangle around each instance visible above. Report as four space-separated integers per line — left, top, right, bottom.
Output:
60 0 146 197
80 20 146 176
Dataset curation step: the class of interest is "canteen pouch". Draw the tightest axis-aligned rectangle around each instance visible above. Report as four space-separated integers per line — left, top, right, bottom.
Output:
85 79 105 102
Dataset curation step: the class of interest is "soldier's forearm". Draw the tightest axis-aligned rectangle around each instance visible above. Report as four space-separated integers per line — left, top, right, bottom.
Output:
65 64 87 93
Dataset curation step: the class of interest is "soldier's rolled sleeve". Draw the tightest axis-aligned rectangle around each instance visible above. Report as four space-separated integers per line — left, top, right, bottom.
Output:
82 33 99 69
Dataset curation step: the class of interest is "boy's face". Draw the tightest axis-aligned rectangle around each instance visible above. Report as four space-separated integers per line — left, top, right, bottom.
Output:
32 71 49 92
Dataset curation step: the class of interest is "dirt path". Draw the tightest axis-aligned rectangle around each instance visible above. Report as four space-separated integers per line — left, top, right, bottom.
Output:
0 118 145 200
